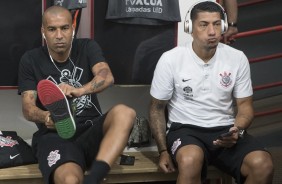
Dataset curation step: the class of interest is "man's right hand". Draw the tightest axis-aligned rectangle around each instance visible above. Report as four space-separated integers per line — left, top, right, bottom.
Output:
159 151 176 173
45 112 55 129
58 83 84 98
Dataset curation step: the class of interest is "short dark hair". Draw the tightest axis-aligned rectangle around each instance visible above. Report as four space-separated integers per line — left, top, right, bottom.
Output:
191 1 224 21
42 5 72 26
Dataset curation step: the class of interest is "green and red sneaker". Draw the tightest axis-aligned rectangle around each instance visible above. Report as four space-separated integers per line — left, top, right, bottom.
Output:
37 79 76 139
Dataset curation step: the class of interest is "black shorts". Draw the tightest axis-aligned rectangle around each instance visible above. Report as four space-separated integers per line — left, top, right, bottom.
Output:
166 123 269 184
32 114 106 184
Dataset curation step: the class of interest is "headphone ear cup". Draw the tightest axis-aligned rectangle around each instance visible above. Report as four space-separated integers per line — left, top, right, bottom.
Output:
184 20 188 33
221 19 228 34
221 20 225 33
187 19 193 34
184 19 192 34
184 10 192 34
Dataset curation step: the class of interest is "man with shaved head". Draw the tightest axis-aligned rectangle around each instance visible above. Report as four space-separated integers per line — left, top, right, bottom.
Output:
18 5 136 184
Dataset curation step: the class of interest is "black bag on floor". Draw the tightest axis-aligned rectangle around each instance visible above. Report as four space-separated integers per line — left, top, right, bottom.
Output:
0 131 37 168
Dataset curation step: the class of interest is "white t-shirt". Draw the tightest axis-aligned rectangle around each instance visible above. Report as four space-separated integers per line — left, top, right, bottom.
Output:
150 42 253 128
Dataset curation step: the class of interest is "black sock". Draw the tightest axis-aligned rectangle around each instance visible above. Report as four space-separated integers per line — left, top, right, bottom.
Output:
83 160 110 184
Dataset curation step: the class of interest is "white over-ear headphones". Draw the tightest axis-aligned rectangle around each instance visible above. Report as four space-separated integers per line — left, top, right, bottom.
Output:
184 1 228 34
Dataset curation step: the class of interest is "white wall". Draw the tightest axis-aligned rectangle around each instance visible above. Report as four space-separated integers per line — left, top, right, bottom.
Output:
0 90 37 140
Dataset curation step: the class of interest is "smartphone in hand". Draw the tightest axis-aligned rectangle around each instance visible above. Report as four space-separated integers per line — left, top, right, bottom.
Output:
217 129 236 140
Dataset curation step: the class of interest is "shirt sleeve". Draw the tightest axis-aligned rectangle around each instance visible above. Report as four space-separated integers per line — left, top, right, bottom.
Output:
87 40 106 69
17 52 37 94
150 52 174 100
233 52 253 98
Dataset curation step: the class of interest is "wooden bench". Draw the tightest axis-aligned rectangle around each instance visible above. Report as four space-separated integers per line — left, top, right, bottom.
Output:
0 151 233 184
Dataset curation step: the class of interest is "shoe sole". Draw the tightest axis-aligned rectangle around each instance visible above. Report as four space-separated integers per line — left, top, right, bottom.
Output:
37 80 76 139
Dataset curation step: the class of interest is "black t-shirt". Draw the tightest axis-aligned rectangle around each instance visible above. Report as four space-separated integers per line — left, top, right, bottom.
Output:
18 39 105 129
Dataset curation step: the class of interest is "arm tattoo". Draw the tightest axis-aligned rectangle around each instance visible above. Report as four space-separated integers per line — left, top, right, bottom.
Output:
22 90 45 123
90 68 109 91
22 90 37 102
156 102 166 111
31 91 37 101
91 80 105 91
149 99 168 151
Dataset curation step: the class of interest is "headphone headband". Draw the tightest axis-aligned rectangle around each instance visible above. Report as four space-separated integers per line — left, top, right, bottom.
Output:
184 1 228 34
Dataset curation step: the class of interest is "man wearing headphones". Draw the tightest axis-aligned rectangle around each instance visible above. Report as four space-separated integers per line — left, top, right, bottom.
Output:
18 6 136 184
149 1 273 184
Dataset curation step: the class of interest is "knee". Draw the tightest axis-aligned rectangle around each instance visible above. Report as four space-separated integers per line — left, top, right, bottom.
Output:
176 154 202 171
53 163 84 184
175 146 204 173
113 104 136 115
65 175 81 184
110 104 136 127
113 104 136 120
244 151 274 177
255 154 274 177
56 174 82 184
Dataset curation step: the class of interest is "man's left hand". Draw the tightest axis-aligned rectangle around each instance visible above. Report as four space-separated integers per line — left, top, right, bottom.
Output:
213 127 239 148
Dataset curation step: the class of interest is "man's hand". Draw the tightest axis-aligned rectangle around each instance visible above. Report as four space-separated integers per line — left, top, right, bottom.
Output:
58 83 85 98
213 127 239 148
222 26 238 44
159 151 176 173
43 111 56 129
45 114 55 129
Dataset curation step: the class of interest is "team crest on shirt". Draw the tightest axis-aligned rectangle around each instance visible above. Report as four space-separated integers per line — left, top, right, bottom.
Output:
47 150 61 167
0 136 18 147
171 138 181 155
219 71 232 88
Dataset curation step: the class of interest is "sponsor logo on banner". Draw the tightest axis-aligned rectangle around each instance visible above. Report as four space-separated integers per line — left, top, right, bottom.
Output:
125 0 163 13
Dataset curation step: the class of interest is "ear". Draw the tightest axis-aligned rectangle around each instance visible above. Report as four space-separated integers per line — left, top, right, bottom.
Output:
72 25 75 38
